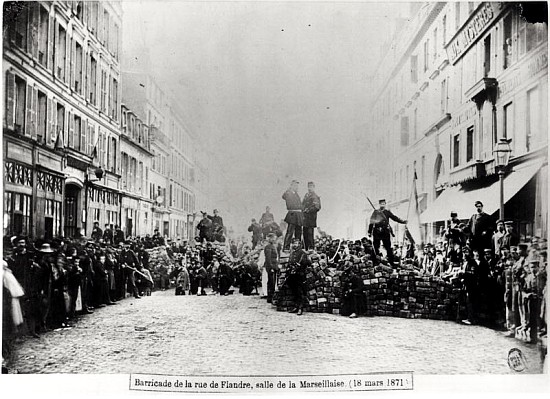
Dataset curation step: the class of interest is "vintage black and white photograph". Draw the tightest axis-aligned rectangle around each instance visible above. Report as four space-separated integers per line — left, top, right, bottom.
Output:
1 0 548 391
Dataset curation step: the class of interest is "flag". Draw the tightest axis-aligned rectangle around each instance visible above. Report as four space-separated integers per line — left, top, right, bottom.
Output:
405 170 422 245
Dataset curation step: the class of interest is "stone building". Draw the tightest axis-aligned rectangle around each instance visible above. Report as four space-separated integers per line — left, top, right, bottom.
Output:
367 2 547 244
3 1 122 239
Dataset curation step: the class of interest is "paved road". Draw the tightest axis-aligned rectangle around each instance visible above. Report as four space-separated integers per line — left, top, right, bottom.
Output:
9 289 545 374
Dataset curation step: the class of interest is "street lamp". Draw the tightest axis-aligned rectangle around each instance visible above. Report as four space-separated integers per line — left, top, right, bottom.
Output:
493 138 512 221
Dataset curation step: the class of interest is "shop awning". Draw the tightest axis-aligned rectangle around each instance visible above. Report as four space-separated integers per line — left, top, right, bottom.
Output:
420 159 543 223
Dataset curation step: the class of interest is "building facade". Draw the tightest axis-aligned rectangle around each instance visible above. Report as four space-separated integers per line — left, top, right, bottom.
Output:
119 103 153 237
367 2 547 243
3 1 123 240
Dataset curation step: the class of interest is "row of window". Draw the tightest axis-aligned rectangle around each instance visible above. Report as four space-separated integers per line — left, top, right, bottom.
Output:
122 109 151 151
169 183 196 212
6 2 120 122
373 7 547 129
121 152 147 196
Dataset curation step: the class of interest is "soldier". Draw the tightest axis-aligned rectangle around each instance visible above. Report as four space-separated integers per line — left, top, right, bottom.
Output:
263 233 279 303
367 199 407 265
282 180 303 252
113 225 125 246
259 206 275 237
285 238 310 315
209 209 225 242
302 181 321 251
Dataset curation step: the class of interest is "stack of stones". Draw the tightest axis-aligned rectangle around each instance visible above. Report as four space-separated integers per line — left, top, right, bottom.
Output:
273 256 461 320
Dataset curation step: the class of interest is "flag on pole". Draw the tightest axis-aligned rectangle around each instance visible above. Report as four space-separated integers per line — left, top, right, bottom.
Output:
405 170 422 245
54 130 64 151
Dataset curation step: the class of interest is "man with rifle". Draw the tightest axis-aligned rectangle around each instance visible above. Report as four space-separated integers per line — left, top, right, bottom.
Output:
367 198 407 266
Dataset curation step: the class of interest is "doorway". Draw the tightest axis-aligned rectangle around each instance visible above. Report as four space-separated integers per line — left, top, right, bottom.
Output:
64 184 81 238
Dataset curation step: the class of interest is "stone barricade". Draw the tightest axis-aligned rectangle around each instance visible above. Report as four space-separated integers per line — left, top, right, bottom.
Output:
273 259 461 320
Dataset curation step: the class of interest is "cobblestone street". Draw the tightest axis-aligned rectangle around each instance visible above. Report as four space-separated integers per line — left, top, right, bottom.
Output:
9 288 544 375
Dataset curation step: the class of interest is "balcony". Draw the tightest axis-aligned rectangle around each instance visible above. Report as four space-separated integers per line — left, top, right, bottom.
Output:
465 77 498 108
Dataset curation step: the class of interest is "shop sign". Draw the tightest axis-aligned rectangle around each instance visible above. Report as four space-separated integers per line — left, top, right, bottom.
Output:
451 103 477 129
446 2 505 65
499 52 548 97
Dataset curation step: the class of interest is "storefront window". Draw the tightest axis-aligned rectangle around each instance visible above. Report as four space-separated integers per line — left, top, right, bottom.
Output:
4 191 32 236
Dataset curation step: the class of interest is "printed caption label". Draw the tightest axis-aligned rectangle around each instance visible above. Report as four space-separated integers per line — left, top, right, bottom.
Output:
129 372 414 392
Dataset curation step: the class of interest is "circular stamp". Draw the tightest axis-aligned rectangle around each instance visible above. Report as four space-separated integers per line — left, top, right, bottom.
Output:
507 348 527 372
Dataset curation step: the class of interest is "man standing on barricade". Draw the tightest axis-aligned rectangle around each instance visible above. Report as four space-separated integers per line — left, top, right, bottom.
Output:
282 180 303 252
285 238 310 315
368 199 407 266
302 182 321 251
467 201 494 252
197 212 213 243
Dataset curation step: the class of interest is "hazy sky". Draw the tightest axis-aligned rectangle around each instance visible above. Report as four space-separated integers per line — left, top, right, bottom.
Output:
122 1 411 237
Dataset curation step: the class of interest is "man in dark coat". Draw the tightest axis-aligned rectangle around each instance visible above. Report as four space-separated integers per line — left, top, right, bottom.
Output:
302 181 321 251
248 219 263 249
113 225 125 246
500 221 519 249
208 209 225 242
103 224 113 245
282 180 303 252
368 199 407 265
260 206 275 238
285 238 310 315
467 201 494 252
263 233 279 303
196 212 213 243
341 265 366 318
91 222 103 242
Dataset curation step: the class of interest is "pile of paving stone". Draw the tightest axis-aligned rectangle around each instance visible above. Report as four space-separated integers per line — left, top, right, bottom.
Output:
273 257 461 320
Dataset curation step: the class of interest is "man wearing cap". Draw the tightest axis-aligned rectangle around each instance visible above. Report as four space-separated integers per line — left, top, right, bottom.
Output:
368 199 407 265
285 238 310 315
282 180 303 252
114 225 125 246
302 182 321 251
492 220 506 257
500 221 519 250
467 201 494 252
263 233 279 303
103 224 113 245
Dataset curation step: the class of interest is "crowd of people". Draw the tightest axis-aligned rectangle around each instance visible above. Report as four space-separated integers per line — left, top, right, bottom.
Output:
2 190 547 372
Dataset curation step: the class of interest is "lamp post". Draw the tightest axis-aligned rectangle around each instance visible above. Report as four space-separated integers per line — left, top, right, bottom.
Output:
493 138 512 221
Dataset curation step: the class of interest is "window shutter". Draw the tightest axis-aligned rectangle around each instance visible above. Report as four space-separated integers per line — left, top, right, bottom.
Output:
51 99 58 144
46 97 53 145
81 118 87 152
26 84 34 137
86 51 91 102
68 110 74 148
64 108 70 146
70 37 76 90
32 86 38 140
97 3 103 44
5 71 15 130
32 3 40 60
65 34 71 85
48 15 55 71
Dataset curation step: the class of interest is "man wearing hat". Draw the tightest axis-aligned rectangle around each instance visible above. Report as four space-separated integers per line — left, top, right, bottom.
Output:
259 206 275 238
368 199 407 265
282 180 303 252
467 201 494 252
302 182 321 251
